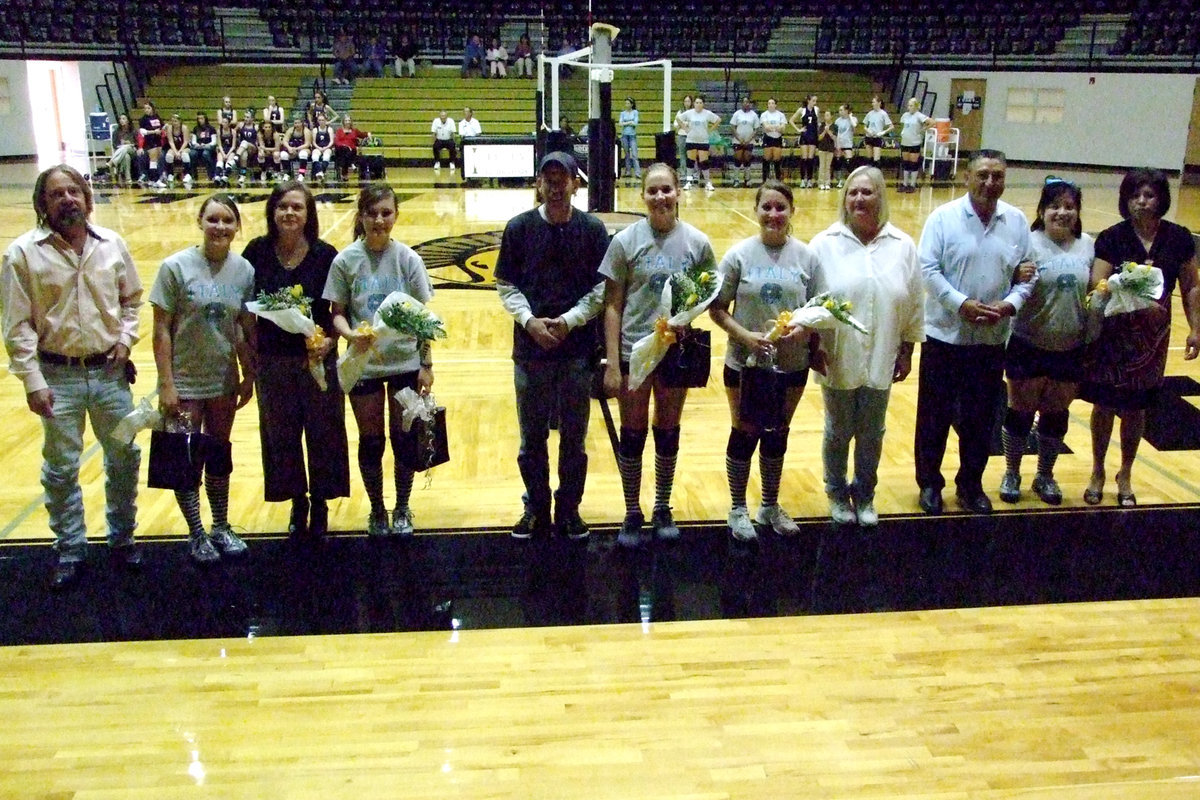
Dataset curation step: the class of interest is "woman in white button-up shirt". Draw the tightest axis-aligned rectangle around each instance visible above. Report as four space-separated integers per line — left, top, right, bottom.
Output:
809 165 925 527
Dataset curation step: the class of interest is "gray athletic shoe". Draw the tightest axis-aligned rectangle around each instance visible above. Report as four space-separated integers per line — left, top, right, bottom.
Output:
391 507 415 537
999 471 1021 503
210 523 248 556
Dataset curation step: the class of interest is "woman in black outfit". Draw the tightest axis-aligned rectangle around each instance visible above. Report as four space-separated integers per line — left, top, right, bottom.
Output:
243 181 350 537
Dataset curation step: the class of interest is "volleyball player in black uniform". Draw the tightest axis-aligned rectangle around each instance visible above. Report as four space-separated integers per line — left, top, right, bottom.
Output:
258 121 283 183
215 118 237 187
138 101 165 187
310 114 335 182
235 111 260 185
789 95 819 188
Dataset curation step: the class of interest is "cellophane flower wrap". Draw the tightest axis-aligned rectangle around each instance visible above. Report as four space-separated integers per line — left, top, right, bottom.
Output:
787 292 870 334
246 284 330 390
1089 261 1163 317
112 395 163 445
628 259 722 391
336 291 446 391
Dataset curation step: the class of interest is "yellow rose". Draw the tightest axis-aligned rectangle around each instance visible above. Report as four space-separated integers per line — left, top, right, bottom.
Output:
823 299 836 310
290 284 304 299
840 301 853 312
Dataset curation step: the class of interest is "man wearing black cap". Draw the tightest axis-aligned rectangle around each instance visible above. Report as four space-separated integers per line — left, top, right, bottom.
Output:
495 151 610 539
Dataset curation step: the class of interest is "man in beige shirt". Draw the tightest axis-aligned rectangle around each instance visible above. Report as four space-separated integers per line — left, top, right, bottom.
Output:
1 165 144 590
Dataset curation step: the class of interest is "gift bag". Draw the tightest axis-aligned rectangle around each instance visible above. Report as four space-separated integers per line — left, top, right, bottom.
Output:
657 329 711 388
147 430 212 490
396 406 450 472
739 365 787 430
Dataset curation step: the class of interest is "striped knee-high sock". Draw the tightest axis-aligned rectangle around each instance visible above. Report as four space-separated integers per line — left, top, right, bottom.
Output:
652 426 680 513
174 489 206 537
617 427 647 518
1001 426 1025 475
205 474 230 529
759 453 784 508
727 455 751 509
1036 434 1062 478
359 435 386 515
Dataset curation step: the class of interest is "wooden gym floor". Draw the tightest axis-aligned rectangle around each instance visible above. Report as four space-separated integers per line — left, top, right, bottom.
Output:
0 160 1198 799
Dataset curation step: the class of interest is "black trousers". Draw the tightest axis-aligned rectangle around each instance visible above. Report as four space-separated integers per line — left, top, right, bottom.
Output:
432 139 456 166
914 336 1005 495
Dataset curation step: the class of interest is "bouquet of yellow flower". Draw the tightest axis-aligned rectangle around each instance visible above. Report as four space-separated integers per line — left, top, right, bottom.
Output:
1088 261 1163 317
246 284 330 390
337 291 445 392
628 258 723 391
786 292 870 335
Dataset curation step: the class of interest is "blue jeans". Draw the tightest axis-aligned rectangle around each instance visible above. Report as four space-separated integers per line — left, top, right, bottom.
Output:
514 357 592 518
40 362 140 560
621 133 641 176
822 385 890 504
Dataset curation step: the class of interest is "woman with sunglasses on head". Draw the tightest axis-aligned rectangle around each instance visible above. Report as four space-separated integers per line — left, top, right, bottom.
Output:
710 180 819 541
150 194 256 563
243 181 349 538
324 185 435 537
1080 168 1200 506
998 178 1093 506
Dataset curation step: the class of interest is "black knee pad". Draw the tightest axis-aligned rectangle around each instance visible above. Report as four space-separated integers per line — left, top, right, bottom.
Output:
652 425 680 456
760 428 789 458
726 427 759 460
1003 408 1035 438
358 434 386 463
618 427 648 459
204 438 233 476
1038 409 1069 440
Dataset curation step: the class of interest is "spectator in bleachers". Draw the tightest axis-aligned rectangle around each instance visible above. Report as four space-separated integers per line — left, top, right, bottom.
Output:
334 115 370 182
138 101 165 188
263 95 286 128
487 37 508 78
431 110 457 172
280 117 312 181
728 96 759 188
190 112 219 185
513 34 535 78
394 32 418 78
333 32 358 85
163 113 194 187
462 34 486 78
108 113 137 187
215 117 237 187
361 35 387 78
760 97 787 185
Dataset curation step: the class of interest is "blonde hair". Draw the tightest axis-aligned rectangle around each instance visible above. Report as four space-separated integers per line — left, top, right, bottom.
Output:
837 165 890 228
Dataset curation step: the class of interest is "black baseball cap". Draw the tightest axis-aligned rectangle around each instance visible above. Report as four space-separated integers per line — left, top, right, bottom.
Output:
538 151 578 177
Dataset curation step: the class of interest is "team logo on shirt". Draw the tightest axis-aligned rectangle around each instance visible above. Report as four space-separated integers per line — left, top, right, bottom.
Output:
760 283 784 305
203 302 227 323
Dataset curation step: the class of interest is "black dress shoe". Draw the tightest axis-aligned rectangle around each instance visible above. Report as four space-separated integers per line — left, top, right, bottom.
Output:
309 499 328 538
111 543 144 569
288 497 310 536
50 560 82 591
956 490 994 515
918 487 943 515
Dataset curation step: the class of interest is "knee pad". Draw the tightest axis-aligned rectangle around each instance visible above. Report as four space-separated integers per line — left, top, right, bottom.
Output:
618 427 648 459
1003 408 1036 438
204 438 233 477
1038 409 1069 440
652 425 680 456
726 428 759 460
760 428 789 458
358 434 386 463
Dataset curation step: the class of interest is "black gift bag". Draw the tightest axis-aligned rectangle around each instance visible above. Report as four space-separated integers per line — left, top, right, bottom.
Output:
739 365 787 430
147 429 212 490
397 407 450 472
658 329 711 388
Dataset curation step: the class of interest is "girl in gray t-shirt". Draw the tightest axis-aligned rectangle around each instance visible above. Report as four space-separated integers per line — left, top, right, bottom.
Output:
324 185 435 539
149 194 255 564
600 163 716 547
709 181 817 542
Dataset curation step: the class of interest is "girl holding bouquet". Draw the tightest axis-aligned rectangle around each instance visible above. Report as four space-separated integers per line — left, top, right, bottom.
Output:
601 163 717 547
809 166 923 527
1080 168 1200 506
709 181 821 541
998 178 1093 506
243 181 350 539
150 194 256 563
324 185 435 537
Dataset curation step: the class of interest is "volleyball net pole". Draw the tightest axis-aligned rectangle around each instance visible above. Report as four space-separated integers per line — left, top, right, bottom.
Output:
538 25 673 213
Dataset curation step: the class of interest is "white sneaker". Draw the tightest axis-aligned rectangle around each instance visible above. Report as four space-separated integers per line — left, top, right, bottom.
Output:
728 506 757 542
297 172 304 182
754 503 799 536
182 174 192 186
433 162 441 171
829 496 857 525
238 174 246 185
167 173 175 184
705 181 715 191
449 164 456 171
152 179 166 189
683 179 692 190
857 500 878 527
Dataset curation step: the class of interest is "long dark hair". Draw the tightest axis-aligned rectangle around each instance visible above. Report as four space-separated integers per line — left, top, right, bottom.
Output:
353 184 397 239
266 181 319 244
1117 167 1171 219
1032 178 1083 238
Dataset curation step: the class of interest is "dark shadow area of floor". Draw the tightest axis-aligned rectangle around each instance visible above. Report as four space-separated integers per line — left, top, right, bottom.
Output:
2 506 1198 646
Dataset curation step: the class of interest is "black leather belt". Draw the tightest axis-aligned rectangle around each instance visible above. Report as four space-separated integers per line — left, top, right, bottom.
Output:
38 350 109 367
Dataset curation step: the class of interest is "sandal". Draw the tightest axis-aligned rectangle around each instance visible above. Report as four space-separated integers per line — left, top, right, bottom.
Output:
1083 485 1103 506
1118 492 1137 507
